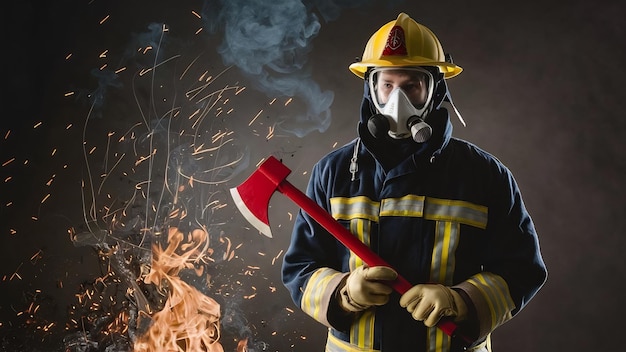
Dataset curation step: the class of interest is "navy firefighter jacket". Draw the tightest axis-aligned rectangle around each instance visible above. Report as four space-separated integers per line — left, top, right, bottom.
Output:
281 99 547 351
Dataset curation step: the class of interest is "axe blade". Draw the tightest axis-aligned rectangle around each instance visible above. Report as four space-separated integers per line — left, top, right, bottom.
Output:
230 156 292 238
230 186 272 238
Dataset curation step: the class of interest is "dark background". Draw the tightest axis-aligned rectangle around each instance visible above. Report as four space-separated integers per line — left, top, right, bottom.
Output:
2 0 625 351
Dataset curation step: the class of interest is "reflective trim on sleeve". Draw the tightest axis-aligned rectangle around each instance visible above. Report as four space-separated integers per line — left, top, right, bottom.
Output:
301 268 343 321
467 272 515 330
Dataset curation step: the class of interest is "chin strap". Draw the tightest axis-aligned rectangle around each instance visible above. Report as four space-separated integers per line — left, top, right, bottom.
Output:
444 89 466 127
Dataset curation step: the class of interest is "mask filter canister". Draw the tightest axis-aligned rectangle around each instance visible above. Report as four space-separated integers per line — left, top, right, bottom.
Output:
408 118 432 143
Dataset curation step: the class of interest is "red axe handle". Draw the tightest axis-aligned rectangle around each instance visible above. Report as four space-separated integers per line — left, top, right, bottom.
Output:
276 180 462 340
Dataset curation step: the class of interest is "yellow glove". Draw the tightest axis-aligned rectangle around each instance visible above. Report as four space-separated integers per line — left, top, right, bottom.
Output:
338 266 398 312
399 284 468 327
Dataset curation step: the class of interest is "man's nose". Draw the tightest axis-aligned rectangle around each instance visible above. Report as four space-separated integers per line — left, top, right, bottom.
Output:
393 87 410 96
396 86 411 94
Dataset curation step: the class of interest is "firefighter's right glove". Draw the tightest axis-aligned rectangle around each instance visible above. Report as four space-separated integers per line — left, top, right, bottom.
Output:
338 266 398 312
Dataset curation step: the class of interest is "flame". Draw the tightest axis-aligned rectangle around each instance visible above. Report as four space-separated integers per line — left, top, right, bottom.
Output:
236 338 248 352
134 227 224 352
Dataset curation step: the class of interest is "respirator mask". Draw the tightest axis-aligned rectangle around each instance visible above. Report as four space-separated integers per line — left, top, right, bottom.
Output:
367 67 436 143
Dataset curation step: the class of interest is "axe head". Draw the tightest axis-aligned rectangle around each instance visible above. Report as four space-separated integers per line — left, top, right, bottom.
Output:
230 156 291 238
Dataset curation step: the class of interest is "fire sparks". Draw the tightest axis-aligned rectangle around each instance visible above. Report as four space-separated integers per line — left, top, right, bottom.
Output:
0 2 320 351
2 158 15 167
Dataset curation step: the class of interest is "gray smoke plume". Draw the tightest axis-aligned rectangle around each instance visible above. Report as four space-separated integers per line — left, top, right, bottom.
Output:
201 0 335 137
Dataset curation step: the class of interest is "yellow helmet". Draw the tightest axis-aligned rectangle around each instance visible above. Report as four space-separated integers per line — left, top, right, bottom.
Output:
349 13 462 79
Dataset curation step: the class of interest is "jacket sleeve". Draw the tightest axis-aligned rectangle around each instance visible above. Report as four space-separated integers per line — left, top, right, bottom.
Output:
281 161 350 329
454 162 547 340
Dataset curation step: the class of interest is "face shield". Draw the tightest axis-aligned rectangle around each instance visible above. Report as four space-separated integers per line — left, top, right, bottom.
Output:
367 67 436 142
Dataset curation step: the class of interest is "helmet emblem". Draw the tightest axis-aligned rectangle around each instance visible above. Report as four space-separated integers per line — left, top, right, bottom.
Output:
382 25 407 56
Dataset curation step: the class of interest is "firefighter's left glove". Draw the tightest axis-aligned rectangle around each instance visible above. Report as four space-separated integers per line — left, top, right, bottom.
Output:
399 284 468 327
338 266 398 312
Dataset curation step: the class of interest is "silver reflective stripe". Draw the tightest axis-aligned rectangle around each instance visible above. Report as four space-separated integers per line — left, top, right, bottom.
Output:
349 219 371 269
350 310 375 349
380 195 425 217
430 221 460 286
427 327 449 352
427 221 460 352
331 197 378 349
423 198 488 229
326 330 380 352
331 196 380 222
332 195 487 229
301 268 342 322
467 273 515 329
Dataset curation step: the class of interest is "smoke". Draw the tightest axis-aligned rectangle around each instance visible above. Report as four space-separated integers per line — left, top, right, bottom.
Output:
201 0 335 137
86 68 123 115
124 22 169 63
76 23 168 117
83 0 401 133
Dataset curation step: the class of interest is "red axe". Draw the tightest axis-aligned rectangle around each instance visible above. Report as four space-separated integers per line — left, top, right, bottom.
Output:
230 156 467 341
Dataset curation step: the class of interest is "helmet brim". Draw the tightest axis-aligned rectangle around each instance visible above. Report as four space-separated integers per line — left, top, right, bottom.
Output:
349 59 462 80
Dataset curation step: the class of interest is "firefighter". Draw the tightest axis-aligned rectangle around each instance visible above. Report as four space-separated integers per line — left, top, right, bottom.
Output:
281 12 547 351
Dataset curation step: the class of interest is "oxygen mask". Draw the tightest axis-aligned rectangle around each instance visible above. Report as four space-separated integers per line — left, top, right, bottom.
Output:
367 67 435 143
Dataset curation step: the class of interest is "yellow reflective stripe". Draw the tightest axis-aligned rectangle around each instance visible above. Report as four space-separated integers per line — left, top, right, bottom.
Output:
301 268 342 321
380 195 425 217
349 219 370 269
467 272 515 329
381 196 487 229
331 196 487 229
349 310 375 349
346 218 375 349
427 326 448 352
326 331 380 352
427 221 459 351
330 198 377 348
331 196 380 221
423 197 488 229
430 221 460 285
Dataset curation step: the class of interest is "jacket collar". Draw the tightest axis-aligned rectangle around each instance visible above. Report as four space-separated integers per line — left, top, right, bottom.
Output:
357 107 453 173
